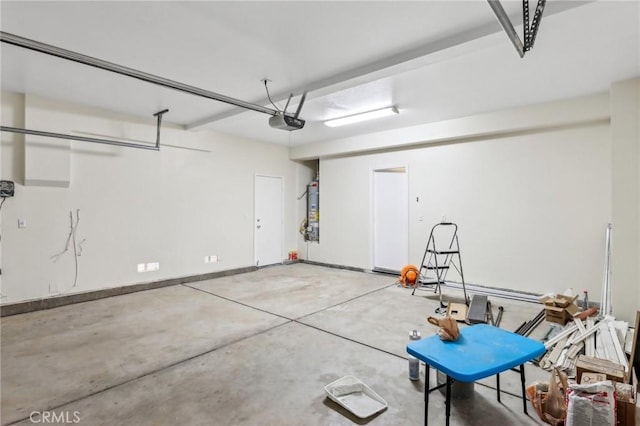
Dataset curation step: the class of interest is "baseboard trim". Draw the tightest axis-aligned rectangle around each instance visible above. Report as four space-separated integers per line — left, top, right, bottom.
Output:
414 279 542 303
299 259 370 274
0 265 258 317
0 260 545 316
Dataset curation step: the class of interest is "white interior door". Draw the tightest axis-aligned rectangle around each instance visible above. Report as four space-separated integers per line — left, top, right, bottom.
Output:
255 175 283 266
373 168 409 272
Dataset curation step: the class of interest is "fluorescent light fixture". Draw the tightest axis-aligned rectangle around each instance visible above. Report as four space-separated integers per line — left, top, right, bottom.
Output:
324 106 399 127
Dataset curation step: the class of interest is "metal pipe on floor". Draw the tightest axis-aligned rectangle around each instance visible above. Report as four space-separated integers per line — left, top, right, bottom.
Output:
514 321 527 334
519 310 545 336
523 310 545 337
495 306 504 327
514 309 545 336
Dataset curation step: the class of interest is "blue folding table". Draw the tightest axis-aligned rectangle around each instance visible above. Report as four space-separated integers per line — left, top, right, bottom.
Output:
407 324 545 426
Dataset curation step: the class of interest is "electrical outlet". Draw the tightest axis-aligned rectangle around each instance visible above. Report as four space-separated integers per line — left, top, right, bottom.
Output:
146 262 159 272
205 255 219 263
17 219 27 228
137 263 146 273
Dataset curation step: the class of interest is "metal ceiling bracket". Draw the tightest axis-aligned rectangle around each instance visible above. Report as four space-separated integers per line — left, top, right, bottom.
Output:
0 31 281 117
153 109 169 149
0 109 170 151
527 0 547 50
523 0 531 49
488 0 546 57
487 0 525 58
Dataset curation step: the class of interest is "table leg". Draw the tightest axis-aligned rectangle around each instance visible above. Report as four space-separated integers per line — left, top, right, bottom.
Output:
445 375 451 426
520 364 527 414
424 366 429 426
496 373 501 402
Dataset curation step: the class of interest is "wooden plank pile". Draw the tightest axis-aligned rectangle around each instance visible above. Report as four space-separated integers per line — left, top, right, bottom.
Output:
538 315 629 378
535 309 639 426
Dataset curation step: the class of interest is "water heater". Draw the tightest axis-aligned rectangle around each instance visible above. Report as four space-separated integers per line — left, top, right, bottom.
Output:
306 179 319 242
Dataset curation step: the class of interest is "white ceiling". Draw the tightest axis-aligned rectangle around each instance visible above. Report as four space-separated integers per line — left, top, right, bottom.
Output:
1 1 639 147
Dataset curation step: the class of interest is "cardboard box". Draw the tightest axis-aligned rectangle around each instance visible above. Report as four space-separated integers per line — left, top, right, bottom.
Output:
616 367 637 426
575 355 626 384
541 294 577 308
540 294 580 325
580 372 607 384
544 305 580 324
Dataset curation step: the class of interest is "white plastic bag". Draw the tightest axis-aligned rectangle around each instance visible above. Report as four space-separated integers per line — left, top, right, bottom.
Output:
565 380 616 426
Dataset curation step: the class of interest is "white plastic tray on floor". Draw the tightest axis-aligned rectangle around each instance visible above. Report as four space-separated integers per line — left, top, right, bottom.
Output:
324 375 388 419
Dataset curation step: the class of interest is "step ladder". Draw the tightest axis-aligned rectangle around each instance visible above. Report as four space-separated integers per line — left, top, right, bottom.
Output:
412 222 469 313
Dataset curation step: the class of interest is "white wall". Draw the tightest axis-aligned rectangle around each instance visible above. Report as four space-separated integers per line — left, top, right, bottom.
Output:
611 78 640 322
1 92 298 304
307 123 611 300
298 83 640 323
2 83 637 323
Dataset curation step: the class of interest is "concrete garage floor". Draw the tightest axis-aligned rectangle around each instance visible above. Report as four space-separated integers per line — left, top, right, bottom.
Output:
1 263 551 425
